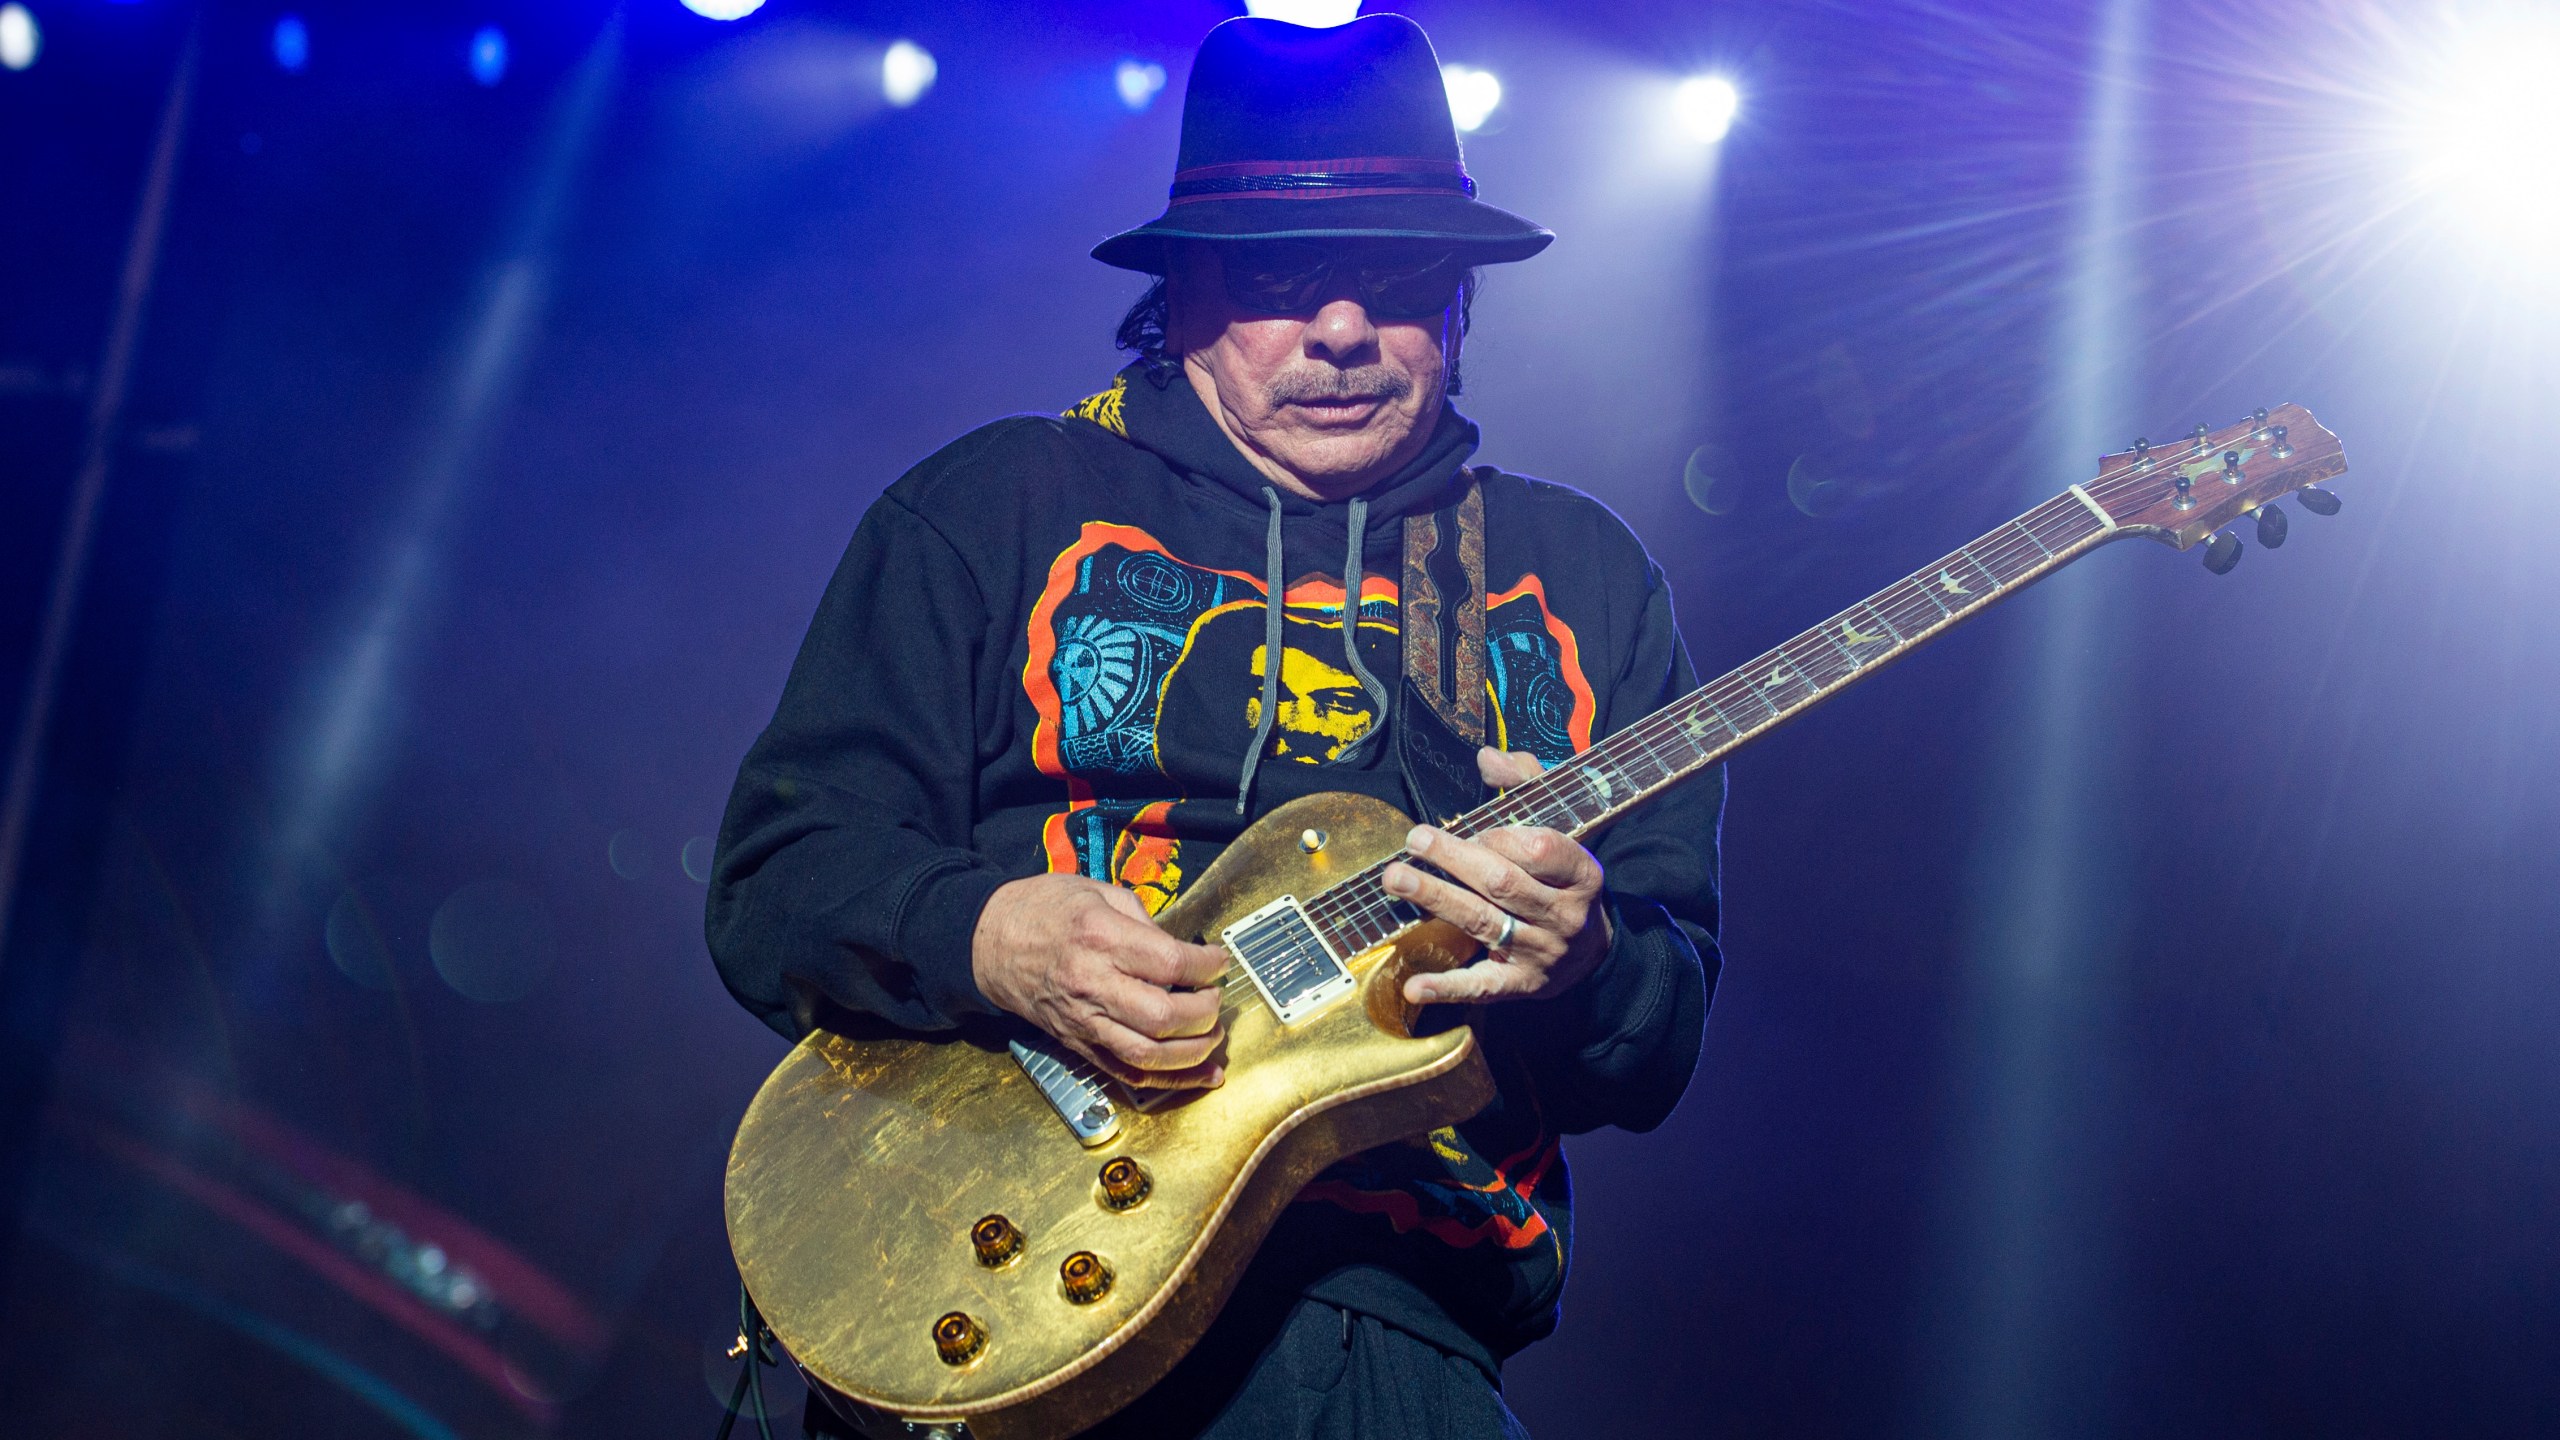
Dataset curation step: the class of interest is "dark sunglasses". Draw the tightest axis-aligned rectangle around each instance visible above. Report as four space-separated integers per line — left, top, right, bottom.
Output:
1218 242 1468 320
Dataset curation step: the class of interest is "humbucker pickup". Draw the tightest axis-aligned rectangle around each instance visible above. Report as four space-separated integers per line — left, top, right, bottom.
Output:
1220 895 1354 1025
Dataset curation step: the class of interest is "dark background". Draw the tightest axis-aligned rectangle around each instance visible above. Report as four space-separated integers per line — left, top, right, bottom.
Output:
5 1 2555 1435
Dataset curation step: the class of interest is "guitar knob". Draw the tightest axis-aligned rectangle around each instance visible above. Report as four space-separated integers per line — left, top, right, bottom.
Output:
934 1311 987 1366
2202 531 2243 574
1060 1251 1114 1305
2254 502 2289 549
971 1214 1024 1268
2298 486 2342 516
1098 1157 1152 1212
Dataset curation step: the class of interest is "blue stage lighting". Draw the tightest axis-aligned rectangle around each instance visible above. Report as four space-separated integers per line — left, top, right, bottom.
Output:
1673 75 1738 144
1441 64 1501 134
469 26 507 87
882 39 935 107
679 0 765 20
1116 58 1168 113
0 4 36 72
2403 10 2560 268
1242 0 1360 26
272 14 309 73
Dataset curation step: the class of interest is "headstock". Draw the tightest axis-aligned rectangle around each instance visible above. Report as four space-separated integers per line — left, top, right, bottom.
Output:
2086 403 2349 572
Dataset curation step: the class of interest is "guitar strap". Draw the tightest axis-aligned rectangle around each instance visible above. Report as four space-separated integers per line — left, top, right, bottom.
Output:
1394 467 1495 827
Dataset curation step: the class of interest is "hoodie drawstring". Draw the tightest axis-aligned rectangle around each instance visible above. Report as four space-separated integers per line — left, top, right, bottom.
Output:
1335 495 1389 763
1235 489 1392 815
1237 488 1288 814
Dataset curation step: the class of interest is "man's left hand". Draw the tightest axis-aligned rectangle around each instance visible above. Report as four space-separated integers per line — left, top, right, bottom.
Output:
1384 747 1612 1006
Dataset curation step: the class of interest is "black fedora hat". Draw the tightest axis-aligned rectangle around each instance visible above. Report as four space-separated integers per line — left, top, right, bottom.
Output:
1092 14 1553 274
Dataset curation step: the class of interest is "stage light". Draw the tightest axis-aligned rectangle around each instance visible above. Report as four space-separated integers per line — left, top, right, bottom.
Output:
1242 0 1360 27
2400 10 2560 266
882 39 935 107
0 4 37 71
469 26 507 87
679 0 765 19
1116 58 1167 113
1672 75 1738 144
272 13 309 73
1442 64 1501 134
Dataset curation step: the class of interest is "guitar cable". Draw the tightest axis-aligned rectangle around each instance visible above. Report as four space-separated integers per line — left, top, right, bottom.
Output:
714 1284 780 1440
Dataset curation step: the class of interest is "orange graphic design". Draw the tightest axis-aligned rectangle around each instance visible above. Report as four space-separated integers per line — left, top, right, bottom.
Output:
1297 1129 1564 1250
1022 521 1594 894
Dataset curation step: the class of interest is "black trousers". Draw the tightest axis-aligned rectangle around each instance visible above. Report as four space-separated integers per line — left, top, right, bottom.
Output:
805 1293 1532 1440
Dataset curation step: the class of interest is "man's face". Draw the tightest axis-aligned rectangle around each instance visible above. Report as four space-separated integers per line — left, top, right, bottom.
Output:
1169 242 1462 502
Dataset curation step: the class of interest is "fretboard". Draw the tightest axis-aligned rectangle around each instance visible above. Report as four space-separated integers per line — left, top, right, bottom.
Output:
1299 486 2121 959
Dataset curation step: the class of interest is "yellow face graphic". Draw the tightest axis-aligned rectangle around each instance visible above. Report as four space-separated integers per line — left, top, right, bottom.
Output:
1245 643 1377 762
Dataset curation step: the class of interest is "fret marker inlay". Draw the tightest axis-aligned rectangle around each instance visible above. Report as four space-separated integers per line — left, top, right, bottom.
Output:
1938 569 1969 594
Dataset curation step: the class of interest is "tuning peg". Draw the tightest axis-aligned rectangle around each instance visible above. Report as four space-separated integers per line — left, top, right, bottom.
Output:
2202 531 2243 574
2172 472 2196 510
2249 407 2270 439
2132 437 2154 471
2297 486 2342 516
2221 450 2245 485
2269 424 2293 459
2254 502 2289 548
2191 422 2213 452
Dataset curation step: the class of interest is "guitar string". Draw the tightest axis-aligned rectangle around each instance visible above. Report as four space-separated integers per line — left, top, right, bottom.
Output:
1203 427 2300 1010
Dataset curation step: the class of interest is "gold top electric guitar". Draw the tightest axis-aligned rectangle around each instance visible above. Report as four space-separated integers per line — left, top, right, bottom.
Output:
725 407 2349 1440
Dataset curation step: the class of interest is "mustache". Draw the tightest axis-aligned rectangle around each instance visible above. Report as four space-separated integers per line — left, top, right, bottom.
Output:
1265 366 1414 406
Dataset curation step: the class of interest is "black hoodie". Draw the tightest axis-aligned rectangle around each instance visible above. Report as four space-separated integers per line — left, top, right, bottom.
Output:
708 364 1725 1374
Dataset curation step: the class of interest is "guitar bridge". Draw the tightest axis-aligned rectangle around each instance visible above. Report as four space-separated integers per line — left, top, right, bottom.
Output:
1221 895 1354 1025
1008 1039 1121 1146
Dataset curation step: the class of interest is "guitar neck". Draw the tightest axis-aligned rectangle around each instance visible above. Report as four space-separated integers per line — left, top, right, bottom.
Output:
1300 484 2125 957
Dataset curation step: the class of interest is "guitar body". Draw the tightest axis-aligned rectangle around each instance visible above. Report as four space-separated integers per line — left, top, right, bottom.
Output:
724 792 1495 1440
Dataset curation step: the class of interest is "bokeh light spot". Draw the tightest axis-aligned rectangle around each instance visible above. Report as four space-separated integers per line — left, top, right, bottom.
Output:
272 14 309 73
678 0 765 20
681 835 714 885
0 4 39 72
469 26 507 87
1683 446 1739 516
324 887 398 990
1785 453 1848 518
882 40 936 107
608 828 651 880
430 879 556 1003
1115 58 1167 113
1442 64 1502 134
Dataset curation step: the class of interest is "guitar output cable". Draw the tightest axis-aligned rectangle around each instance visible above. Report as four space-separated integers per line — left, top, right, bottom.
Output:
714 1285 779 1440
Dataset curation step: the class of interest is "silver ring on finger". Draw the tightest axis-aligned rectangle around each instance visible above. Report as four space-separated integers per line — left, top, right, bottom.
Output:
1490 910 1518 954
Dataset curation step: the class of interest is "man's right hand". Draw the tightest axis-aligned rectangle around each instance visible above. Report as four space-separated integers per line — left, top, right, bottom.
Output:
971 874 1230 1089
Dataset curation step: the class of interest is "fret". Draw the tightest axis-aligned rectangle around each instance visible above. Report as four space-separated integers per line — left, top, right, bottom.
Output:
2022 494 2104 550
1829 601 1901 669
1712 678 1780 733
1930 549 2003 610
1967 530 2043 587
1873 576 1950 635
1802 620 1863 681
1743 646 1823 713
